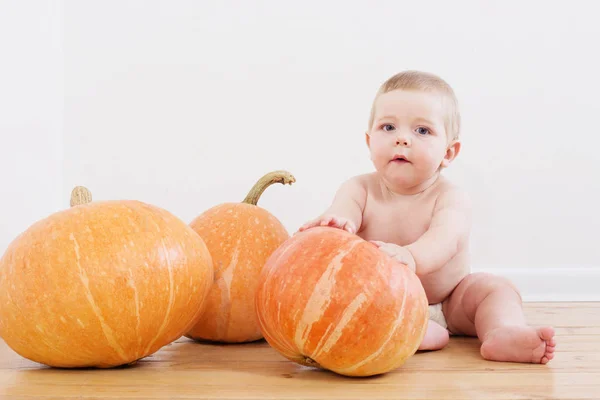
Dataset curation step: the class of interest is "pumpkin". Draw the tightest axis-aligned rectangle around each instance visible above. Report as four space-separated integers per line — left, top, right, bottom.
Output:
254 226 428 377
186 170 295 343
0 186 214 368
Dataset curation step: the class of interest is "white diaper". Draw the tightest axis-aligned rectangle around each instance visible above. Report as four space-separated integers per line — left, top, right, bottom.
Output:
428 303 447 329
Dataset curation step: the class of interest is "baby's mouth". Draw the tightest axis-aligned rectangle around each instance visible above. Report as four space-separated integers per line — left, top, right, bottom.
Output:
391 156 410 163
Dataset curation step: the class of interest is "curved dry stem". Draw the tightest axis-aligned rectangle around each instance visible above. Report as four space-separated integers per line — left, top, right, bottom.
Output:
70 186 92 207
242 170 295 205
299 356 321 369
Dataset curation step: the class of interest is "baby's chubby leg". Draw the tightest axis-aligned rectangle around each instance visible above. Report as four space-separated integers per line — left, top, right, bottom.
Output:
443 273 556 364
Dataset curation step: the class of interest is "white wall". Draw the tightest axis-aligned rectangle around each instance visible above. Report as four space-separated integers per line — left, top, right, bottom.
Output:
4 1 600 299
0 1 64 252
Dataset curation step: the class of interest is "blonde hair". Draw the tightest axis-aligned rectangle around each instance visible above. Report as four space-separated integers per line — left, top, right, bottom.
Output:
368 70 461 140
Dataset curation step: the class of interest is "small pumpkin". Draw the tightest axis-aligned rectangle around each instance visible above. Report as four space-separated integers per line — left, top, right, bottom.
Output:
255 226 428 377
0 187 213 368
186 170 295 343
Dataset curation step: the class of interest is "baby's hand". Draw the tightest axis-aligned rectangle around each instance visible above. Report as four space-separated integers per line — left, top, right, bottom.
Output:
370 241 416 272
298 215 357 234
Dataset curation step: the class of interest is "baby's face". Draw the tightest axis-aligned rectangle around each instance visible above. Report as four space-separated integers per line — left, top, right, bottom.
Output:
367 89 452 191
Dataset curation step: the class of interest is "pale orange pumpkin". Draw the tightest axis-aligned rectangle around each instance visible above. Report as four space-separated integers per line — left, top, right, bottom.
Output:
186 171 295 343
0 187 214 368
255 226 428 377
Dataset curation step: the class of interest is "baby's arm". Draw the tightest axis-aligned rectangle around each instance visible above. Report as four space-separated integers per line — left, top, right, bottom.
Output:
298 177 366 234
405 188 472 276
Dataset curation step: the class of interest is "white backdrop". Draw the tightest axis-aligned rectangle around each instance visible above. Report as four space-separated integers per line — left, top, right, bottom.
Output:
1 1 63 250
2 1 600 300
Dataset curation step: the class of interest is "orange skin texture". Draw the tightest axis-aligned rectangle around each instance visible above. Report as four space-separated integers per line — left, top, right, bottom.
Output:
255 227 428 377
0 200 214 368
187 203 290 343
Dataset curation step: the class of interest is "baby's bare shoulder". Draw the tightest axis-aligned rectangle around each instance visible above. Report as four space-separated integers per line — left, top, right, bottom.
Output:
341 173 374 193
432 178 473 226
434 177 472 206
333 174 372 206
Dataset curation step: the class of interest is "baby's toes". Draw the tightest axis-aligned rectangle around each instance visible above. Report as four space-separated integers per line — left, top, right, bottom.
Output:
541 355 551 364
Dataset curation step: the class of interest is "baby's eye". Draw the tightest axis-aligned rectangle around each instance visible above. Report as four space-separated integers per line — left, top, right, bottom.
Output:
381 124 395 132
416 127 430 135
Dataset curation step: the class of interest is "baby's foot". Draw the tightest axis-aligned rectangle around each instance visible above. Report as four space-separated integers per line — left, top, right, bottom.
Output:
419 320 449 351
480 326 556 364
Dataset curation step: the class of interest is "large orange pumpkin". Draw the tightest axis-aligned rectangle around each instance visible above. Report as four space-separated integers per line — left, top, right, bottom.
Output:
186 170 295 343
255 226 428 377
0 187 213 368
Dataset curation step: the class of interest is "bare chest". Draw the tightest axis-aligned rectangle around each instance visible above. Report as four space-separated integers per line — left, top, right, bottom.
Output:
358 194 436 245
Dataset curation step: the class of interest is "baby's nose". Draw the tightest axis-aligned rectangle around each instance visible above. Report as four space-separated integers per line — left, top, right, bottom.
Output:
395 136 410 146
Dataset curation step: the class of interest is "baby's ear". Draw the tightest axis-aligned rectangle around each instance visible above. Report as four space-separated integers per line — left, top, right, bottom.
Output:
441 139 461 168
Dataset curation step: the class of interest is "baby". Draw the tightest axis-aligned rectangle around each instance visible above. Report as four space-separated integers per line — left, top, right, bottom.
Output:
299 70 556 364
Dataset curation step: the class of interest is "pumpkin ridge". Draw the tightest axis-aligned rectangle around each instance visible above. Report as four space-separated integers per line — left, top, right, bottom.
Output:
217 236 242 339
336 268 410 374
69 232 128 363
127 268 142 351
311 292 369 360
143 238 176 355
294 238 363 354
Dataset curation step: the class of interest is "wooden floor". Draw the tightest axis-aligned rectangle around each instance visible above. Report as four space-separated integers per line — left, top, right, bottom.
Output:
0 302 598 399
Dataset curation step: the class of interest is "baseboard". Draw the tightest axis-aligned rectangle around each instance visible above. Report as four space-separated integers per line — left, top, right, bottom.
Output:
473 266 600 302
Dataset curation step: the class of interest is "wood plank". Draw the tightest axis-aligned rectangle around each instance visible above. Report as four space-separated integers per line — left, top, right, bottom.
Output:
1 302 599 399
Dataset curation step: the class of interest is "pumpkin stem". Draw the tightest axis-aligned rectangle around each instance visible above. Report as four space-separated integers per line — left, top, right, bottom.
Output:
301 356 321 369
242 170 295 205
70 186 92 207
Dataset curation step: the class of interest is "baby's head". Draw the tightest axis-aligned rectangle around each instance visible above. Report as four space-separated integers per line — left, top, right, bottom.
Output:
365 70 462 193
368 70 460 141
